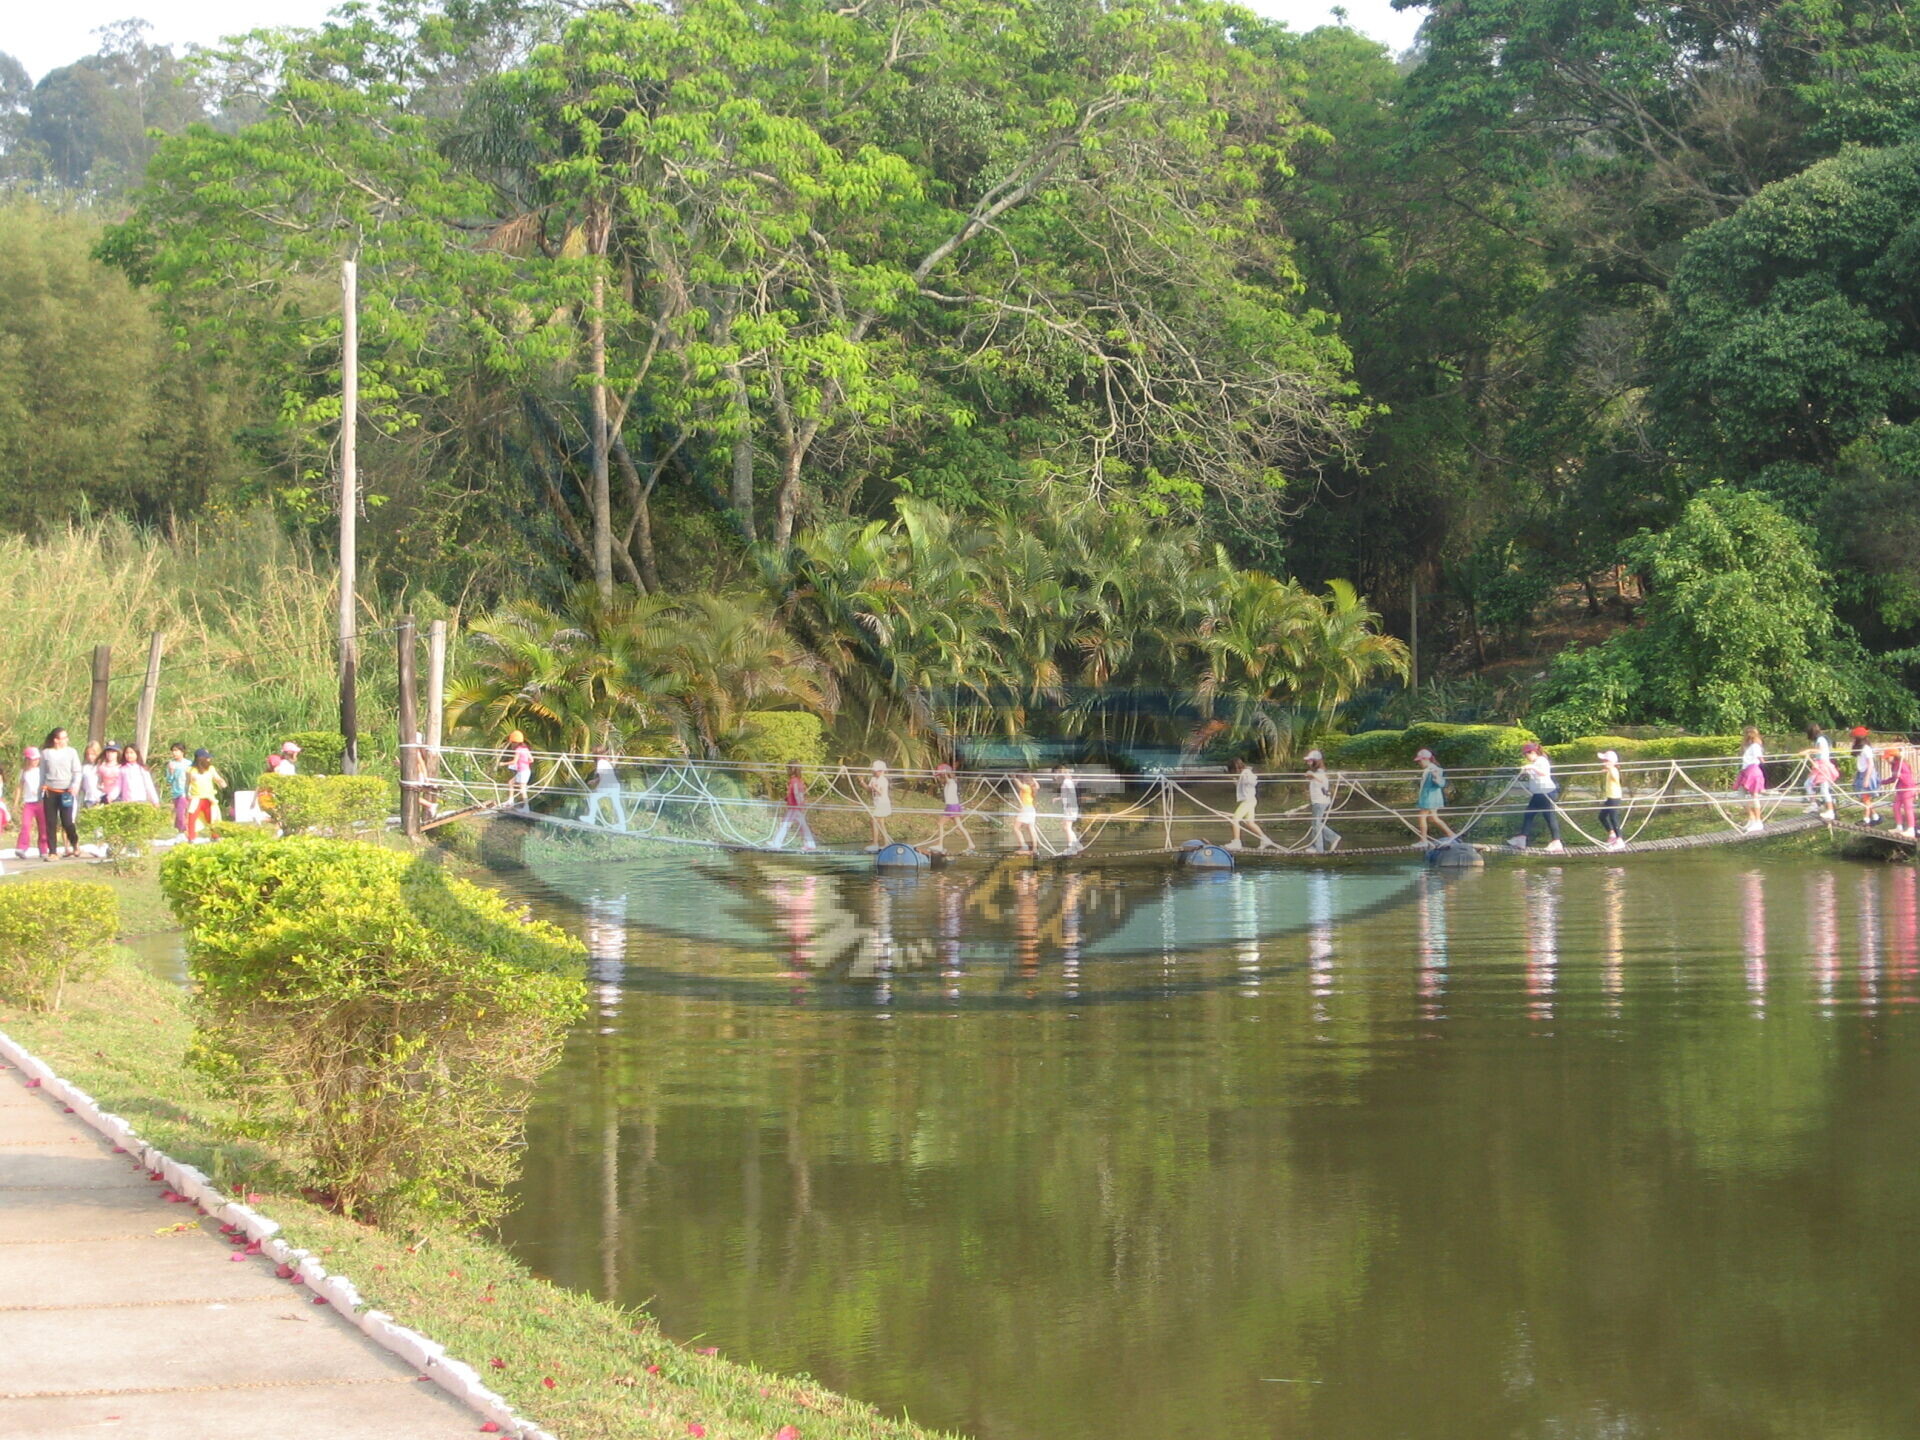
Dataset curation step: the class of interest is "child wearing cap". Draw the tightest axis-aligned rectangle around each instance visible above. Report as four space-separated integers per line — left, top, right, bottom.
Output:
1850 727 1880 825
1304 750 1340 853
501 730 533 808
185 748 226 842
1598 750 1626 850
1414 748 1454 846
1799 723 1838 821
932 764 975 854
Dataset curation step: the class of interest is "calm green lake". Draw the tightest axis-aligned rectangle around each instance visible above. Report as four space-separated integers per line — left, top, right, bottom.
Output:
496 849 1920 1440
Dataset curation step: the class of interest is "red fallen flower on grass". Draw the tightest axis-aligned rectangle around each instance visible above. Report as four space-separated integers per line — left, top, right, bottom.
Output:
489 1358 507 1370
542 1377 556 1390
645 1364 662 1375
775 1427 802 1439
687 1426 706 1438
698 1347 719 1356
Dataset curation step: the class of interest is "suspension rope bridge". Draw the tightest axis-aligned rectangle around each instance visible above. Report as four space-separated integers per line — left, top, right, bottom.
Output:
402 744 1907 866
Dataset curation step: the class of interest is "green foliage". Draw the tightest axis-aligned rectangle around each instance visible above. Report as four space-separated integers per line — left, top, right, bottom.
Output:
1545 735 1743 766
274 732 373 776
1530 490 1917 736
0 879 118 1010
159 839 586 1225
728 712 826 768
265 774 393 836
213 821 281 844
80 802 176 870
1320 729 1410 771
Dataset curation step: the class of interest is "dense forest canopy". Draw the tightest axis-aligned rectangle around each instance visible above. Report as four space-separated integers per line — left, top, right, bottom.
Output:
5 0 1920 745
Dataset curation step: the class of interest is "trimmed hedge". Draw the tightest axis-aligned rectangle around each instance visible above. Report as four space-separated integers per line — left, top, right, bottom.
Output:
159 839 585 1225
727 711 827 769
1324 723 1539 772
1546 735 1743 767
0 879 118 1011
261 773 393 836
80 802 177 869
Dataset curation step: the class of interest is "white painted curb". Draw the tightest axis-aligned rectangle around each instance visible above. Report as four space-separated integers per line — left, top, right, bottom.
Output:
0 1028 559 1440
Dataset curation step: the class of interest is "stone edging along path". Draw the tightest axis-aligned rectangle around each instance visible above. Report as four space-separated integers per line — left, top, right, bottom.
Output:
0 1026 556 1440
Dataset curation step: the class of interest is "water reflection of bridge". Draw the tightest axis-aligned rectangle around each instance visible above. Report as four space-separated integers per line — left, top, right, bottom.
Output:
561 857 1920 1020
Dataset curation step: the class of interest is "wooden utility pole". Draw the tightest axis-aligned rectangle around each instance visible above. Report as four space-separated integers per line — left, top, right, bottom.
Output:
134 631 164 760
397 615 420 839
87 646 111 750
1409 573 1420 695
339 258 360 775
426 619 447 753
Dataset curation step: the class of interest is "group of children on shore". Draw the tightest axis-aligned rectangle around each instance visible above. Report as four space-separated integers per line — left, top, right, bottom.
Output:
3 732 269 859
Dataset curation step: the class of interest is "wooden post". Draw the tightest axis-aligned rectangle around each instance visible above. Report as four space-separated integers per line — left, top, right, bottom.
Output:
339 258 360 776
397 615 420 839
1409 572 1420 695
426 619 447 752
134 631 164 760
87 645 112 750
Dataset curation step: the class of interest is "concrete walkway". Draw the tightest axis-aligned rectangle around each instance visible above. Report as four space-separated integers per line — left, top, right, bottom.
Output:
0 1061 480 1439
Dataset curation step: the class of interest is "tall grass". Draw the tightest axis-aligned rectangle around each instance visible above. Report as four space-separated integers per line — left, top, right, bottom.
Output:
0 515 401 781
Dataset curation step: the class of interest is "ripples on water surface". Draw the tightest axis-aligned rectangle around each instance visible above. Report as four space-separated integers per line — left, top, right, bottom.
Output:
495 851 1920 1440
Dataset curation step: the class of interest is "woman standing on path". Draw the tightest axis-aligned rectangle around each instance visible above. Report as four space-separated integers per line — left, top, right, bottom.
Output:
1737 726 1768 833
117 745 161 806
865 760 894 851
1304 750 1341 854
1850 727 1881 825
16 746 46 858
932 764 976 854
1508 741 1565 853
770 762 819 852
1415 747 1455 846
39 730 81 858
1225 759 1280 852
184 748 226 842
165 743 191 831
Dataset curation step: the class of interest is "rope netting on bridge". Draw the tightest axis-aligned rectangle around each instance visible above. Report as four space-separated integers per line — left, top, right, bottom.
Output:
402 743 1866 861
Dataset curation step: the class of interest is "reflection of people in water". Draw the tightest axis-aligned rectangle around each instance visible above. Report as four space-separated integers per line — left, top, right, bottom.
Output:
1741 868 1766 1013
769 874 819 976
1014 869 1041 979
932 763 976 854
1524 869 1559 1021
1416 869 1448 1018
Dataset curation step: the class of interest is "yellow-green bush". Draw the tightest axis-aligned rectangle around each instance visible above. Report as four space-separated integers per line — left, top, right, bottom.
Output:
80 802 177 870
264 774 393 836
1324 723 1538 773
159 839 585 1225
0 880 118 1011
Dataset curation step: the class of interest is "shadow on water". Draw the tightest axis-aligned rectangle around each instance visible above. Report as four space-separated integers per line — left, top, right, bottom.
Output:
490 849 1920 1440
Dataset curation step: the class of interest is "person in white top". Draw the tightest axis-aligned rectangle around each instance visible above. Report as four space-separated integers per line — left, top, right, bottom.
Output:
1736 726 1768 832
1799 723 1837 820
931 763 975 853
865 760 894 851
586 745 624 828
1850 726 1881 825
1225 758 1279 851
1303 750 1340 853
1053 764 1082 853
1507 741 1565 853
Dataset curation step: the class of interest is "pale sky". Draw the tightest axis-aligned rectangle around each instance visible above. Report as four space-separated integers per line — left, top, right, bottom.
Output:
5 0 1427 82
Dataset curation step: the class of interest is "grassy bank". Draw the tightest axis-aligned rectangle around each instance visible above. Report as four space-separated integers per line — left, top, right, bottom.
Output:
0 866 951 1440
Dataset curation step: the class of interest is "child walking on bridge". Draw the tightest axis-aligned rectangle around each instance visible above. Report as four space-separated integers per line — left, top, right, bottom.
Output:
1800 723 1839 822
1851 727 1881 826
932 764 976 854
1508 741 1565 853
1415 748 1455 846
1894 744 1918 840
770 762 819 852
1738 727 1768 833
1226 759 1280 852
1598 749 1626 851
